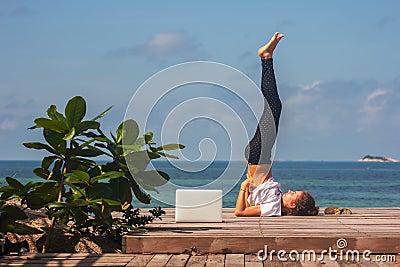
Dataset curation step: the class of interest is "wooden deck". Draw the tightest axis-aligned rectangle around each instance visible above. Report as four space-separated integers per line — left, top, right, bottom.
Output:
1 208 399 266
0 252 398 266
123 208 400 254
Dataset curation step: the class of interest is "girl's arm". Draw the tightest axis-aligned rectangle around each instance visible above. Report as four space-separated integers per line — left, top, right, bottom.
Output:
235 179 261 217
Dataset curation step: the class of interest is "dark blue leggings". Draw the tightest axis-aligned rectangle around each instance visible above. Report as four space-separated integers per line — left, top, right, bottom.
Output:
244 58 282 165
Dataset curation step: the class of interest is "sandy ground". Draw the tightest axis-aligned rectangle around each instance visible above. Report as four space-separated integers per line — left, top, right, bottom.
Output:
4 201 121 254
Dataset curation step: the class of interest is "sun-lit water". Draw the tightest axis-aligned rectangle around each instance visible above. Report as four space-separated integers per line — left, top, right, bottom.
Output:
1 160 399 208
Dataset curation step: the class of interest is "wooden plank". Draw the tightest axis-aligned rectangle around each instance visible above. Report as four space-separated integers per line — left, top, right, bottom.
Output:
0 260 129 267
146 254 172 267
225 254 244 267
282 261 303 267
357 257 379 267
299 261 321 267
244 253 263 267
185 255 207 266
165 254 189 267
205 254 225 267
126 254 154 267
123 236 400 254
0 259 132 265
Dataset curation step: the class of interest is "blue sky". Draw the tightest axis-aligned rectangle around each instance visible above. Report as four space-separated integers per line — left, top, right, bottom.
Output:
0 1 399 161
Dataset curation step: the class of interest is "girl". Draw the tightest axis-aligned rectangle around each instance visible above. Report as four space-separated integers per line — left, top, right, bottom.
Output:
235 32 319 217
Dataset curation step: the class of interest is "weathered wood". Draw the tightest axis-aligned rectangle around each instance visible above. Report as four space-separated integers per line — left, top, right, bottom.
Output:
123 208 400 254
244 253 263 267
126 254 154 267
205 254 225 267
1 253 399 267
225 253 244 266
165 254 189 267
298 261 321 267
185 255 207 266
146 254 172 267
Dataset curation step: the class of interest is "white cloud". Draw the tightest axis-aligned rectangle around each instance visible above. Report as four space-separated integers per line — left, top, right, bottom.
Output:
361 88 390 116
110 31 200 59
0 118 18 130
284 92 318 107
299 80 323 91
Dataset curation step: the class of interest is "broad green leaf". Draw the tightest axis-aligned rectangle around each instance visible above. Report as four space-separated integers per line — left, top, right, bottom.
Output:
156 144 185 151
120 119 139 145
65 96 86 128
91 106 112 121
23 142 58 155
5 177 24 190
66 183 87 199
48 202 68 208
75 121 100 134
47 105 66 122
70 157 96 168
47 159 63 181
125 151 150 171
158 151 179 159
64 170 90 185
101 198 121 206
33 167 51 180
74 147 104 157
63 127 75 140
144 132 153 144
0 189 13 200
133 136 145 147
71 199 89 207
140 183 160 193
131 184 151 204
89 183 112 199
75 121 100 135
70 207 88 225
34 118 69 132
44 129 66 154
33 182 58 200
90 171 124 183
1 205 27 221
77 138 95 149
26 194 47 209
137 170 170 187
41 156 59 170
147 151 161 160
119 144 142 154
108 178 132 205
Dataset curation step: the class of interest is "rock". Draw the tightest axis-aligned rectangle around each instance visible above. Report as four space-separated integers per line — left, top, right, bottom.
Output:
324 206 352 215
358 155 398 162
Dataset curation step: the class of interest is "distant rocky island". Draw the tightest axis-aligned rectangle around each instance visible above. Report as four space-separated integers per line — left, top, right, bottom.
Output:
358 155 398 162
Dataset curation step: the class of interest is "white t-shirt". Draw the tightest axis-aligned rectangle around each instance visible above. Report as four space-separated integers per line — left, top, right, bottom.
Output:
247 177 282 216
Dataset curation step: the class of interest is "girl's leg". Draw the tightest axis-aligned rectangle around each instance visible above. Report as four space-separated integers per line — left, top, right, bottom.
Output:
245 33 283 165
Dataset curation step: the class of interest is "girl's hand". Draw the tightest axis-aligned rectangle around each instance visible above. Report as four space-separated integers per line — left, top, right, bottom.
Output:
241 179 250 190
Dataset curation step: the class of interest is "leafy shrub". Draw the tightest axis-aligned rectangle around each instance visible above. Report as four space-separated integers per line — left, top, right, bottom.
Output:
0 96 184 252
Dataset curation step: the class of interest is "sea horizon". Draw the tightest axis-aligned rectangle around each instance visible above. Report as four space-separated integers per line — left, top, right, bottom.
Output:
1 160 399 208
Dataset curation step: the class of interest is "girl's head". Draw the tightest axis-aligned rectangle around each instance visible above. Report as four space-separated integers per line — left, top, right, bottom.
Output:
281 190 319 216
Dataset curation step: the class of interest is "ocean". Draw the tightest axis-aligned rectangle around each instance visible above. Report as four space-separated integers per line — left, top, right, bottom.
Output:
0 160 399 208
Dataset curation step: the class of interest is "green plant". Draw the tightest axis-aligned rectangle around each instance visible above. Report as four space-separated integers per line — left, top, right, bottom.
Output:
0 96 184 252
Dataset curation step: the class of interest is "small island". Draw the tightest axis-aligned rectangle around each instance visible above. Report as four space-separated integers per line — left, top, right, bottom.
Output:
358 155 399 162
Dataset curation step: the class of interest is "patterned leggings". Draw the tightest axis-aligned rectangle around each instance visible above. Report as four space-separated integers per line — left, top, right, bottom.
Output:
245 58 282 165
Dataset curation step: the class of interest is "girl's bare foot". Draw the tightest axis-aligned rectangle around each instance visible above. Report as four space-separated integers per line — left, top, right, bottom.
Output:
258 32 284 59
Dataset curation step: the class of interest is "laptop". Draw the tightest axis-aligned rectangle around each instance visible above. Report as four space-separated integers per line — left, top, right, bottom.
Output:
175 189 223 222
